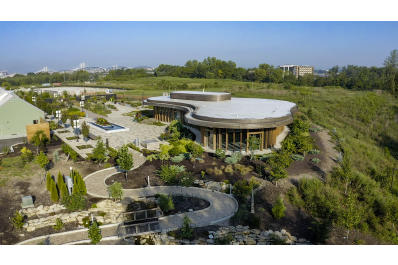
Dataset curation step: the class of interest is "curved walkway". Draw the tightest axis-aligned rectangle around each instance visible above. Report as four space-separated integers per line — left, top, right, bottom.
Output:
84 166 239 231
18 159 238 245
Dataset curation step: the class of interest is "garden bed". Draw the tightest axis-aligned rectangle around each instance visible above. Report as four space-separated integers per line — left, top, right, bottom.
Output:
76 145 93 150
105 152 259 189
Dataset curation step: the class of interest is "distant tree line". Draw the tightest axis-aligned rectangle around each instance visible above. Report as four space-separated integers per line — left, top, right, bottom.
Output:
1 50 397 94
155 51 398 94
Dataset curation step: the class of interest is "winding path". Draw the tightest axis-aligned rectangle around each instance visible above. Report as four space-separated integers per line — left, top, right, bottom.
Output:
18 152 238 245
84 166 239 231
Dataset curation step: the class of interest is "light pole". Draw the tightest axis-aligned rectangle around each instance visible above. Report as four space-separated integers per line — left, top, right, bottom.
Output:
55 110 61 126
72 119 79 142
80 100 85 112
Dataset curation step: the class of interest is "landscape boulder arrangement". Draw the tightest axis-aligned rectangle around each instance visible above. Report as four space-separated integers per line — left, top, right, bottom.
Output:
136 225 310 245
20 200 125 232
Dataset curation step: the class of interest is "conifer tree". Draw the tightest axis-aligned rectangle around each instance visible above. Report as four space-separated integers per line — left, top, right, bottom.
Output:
57 172 69 199
46 172 52 191
50 178 59 202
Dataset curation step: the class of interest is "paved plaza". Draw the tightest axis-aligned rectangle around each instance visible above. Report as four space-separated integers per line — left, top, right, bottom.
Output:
55 103 167 158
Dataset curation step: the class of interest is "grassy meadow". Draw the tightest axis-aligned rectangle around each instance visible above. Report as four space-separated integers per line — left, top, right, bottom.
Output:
70 77 398 175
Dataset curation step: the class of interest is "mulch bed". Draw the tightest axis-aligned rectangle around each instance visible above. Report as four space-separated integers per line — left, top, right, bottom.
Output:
106 153 259 189
165 195 210 216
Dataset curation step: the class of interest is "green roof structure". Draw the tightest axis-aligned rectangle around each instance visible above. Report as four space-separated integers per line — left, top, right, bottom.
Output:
0 88 45 140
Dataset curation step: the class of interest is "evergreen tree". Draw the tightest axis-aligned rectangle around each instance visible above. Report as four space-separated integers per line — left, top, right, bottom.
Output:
88 221 102 245
57 171 69 199
46 172 52 191
50 178 59 203
91 139 107 165
272 196 286 219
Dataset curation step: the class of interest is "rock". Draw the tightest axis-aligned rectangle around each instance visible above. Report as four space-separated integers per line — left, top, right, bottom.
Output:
206 239 214 244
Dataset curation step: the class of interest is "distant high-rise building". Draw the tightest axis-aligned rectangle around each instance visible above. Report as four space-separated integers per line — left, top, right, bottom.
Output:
280 65 314 78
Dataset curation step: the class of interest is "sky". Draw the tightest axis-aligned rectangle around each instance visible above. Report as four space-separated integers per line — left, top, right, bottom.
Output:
0 21 397 73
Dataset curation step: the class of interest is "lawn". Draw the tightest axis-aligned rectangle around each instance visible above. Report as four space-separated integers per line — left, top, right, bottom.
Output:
0 156 40 185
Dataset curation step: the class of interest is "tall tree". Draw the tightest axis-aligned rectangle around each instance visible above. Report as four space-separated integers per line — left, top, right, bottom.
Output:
116 145 134 180
36 151 49 184
91 139 107 165
31 130 49 154
384 49 398 69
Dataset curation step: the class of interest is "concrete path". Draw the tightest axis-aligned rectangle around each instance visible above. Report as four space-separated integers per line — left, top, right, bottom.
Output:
84 163 239 231
18 156 238 245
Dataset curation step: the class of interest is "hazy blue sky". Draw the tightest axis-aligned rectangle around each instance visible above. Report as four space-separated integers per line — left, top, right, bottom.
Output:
1 21 397 73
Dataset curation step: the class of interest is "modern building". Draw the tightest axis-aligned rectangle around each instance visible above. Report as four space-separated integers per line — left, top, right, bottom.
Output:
144 91 297 154
280 65 314 78
0 88 46 149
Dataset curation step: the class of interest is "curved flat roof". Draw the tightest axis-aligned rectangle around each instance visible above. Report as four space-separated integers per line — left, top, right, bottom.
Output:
146 92 297 129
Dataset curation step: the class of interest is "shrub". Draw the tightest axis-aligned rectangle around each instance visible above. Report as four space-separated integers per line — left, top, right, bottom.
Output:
309 149 321 155
215 149 226 159
180 215 194 240
108 182 123 201
157 165 186 184
88 221 102 245
179 171 194 187
215 234 234 245
53 218 64 231
234 164 253 175
20 147 33 163
291 154 305 161
146 154 158 161
107 146 118 159
62 193 87 211
81 121 90 139
225 152 242 164
96 117 110 126
213 167 223 176
311 158 321 164
233 179 257 202
186 141 204 158
272 196 286 219
91 139 107 164
127 143 141 153
171 154 185 163
158 194 174 213
169 144 187 156
61 143 78 161
11 211 25 230
103 162 112 168
225 164 234 175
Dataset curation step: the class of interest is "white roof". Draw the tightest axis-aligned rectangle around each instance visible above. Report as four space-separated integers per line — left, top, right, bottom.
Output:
172 91 230 96
148 95 296 120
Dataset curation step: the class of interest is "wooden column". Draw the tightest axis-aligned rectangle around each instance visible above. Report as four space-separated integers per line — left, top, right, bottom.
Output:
233 131 235 151
213 129 216 150
240 130 242 151
218 129 222 149
225 130 228 152
246 129 249 153
200 127 205 146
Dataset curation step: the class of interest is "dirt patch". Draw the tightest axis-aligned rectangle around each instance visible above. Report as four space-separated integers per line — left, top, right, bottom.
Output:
254 182 315 242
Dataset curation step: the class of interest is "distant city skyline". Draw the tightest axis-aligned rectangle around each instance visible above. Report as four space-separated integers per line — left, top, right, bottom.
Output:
0 21 397 73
